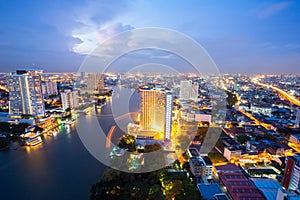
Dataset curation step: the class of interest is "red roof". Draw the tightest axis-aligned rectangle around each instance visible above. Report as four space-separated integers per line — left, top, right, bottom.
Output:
218 172 265 200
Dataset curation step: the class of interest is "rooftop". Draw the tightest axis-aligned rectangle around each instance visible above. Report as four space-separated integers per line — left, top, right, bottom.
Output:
197 183 224 200
215 164 241 173
218 172 265 200
250 178 282 200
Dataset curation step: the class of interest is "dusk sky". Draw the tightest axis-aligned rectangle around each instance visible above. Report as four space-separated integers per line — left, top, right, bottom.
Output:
1 0 300 74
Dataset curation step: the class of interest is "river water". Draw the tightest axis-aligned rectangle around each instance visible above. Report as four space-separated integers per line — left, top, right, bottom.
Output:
0 87 139 200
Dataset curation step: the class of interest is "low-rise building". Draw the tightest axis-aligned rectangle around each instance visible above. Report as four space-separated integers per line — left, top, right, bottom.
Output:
250 178 283 200
189 156 213 179
224 146 242 161
216 164 265 200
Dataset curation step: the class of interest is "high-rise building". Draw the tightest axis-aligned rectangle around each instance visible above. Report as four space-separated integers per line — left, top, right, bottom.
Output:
295 108 300 127
283 155 300 192
140 89 160 130
61 89 79 111
140 88 173 140
41 81 58 97
8 69 45 116
179 80 198 101
86 73 104 94
164 92 173 140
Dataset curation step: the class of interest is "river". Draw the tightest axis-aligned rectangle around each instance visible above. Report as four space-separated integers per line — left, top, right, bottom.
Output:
0 87 139 200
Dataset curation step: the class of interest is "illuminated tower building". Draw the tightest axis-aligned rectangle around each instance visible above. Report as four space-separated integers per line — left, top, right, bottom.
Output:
140 88 159 130
179 80 198 101
8 69 45 116
164 92 173 140
296 108 300 127
61 89 79 111
140 88 173 140
86 73 104 94
283 155 300 192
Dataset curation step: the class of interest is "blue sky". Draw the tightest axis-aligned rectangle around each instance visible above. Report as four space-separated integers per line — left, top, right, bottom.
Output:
0 0 300 73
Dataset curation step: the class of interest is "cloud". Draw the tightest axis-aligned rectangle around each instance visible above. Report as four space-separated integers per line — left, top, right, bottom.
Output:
257 1 293 19
72 22 134 55
70 0 134 55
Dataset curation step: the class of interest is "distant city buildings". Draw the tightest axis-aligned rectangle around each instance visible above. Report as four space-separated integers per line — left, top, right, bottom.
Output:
180 109 211 123
41 81 58 97
86 73 104 94
61 89 78 111
179 80 198 101
8 69 45 116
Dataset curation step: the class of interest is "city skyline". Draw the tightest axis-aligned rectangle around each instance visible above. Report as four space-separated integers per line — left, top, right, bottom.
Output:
1 70 300 199
2 1 300 199
0 0 300 74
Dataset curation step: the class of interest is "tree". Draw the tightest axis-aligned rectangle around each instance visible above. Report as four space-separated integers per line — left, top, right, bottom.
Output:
90 168 201 200
148 184 164 200
144 142 162 153
162 179 183 200
118 134 136 152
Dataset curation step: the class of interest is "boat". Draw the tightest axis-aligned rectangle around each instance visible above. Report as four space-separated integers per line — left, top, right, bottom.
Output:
95 97 107 109
25 136 42 146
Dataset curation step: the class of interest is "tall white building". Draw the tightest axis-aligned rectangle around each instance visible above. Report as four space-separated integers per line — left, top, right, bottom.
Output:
86 73 104 94
164 92 173 140
61 89 78 111
8 69 45 116
179 80 198 101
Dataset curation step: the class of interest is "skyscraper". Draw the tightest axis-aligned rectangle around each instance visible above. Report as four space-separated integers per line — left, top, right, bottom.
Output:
283 155 300 192
179 80 198 101
164 92 173 140
140 89 158 130
8 69 45 117
140 88 173 140
61 89 79 111
86 73 104 94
